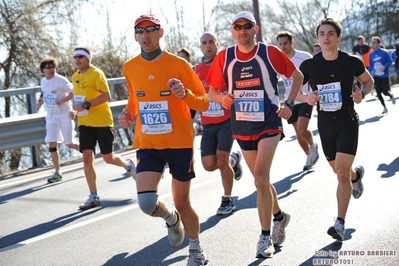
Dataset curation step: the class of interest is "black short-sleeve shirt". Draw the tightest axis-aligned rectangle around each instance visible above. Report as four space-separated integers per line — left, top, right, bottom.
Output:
300 50 365 115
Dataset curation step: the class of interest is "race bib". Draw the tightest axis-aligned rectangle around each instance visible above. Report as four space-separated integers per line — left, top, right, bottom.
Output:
74 95 88 116
44 94 57 108
233 90 264 121
374 62 384 76
202 94 224 117
139 101 172 134
284 78 293 89
317 82 343 112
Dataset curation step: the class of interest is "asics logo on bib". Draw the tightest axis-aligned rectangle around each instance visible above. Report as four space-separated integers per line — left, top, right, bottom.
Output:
239 91 258 98
144 103 163 109
319 84 336 91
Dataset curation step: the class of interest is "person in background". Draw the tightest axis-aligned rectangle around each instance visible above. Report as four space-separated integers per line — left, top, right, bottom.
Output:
369 36 395 114
276 31 319 171
178 47 193 66
71 46 136 211
313 43 321 54
177 47 198 138
207 11 302 258
390 43 399 79
298 18 374 241
352 35 373 88
118 14 209 265
194 32 243 215
37 57 80 183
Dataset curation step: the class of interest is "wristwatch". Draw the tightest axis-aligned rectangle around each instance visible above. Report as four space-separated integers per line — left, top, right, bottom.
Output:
82 101 91 110
284 99 295 110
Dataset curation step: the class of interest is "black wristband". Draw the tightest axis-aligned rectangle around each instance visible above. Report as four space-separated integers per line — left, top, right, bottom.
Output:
284 99 294 110
82 101 91 110
361 91 365 99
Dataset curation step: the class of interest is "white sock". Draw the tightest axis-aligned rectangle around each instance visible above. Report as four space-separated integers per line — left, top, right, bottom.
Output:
163 208 177 226
189 237 201 251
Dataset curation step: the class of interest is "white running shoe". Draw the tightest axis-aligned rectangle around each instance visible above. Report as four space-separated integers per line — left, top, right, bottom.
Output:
126 159 137 180
230 150 243 180
256 235 275 258
271 211 291 246
187 249 208 266
352 165 365 199
167 211 185 248
327 219 345 241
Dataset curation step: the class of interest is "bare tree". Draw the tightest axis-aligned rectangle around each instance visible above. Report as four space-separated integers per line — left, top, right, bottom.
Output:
259 0 339 52
0 0 89 118
342 0 399 50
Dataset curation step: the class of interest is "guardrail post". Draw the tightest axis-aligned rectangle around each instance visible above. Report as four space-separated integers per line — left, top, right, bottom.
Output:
27 92 40 166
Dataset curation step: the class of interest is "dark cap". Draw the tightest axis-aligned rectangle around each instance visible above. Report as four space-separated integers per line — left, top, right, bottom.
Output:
134 14 161 27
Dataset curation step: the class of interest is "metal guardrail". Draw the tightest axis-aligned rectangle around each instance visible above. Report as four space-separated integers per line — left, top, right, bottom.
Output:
0 100 127 151
0 77 128 168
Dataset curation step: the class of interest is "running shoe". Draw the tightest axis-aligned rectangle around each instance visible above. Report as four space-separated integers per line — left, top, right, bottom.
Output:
310 143 319 165
271 211 291 246
327 219 345 241
303 143 319 170
303 155 313 171
382 107 388 114
352 165 365 199
391 95 396 105
216 196 236 215
79 195 102 210
167 211 185 248
256 235 275 258
48 172 62 183
126 159 136 180
187 249 208 266
230 150 243 180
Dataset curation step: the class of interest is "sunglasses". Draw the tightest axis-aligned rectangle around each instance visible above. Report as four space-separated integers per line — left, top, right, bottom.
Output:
73 55 85 59
134 25 160 34
233 23 254 31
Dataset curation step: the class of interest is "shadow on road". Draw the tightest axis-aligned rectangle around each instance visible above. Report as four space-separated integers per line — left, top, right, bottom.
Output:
0 208 102 250
285 129 319 143
0 176 84 205
377 156 399 178
102 170 312 265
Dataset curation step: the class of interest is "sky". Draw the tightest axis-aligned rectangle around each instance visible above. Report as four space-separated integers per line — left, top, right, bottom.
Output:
82 0 220 56
81 0 353 58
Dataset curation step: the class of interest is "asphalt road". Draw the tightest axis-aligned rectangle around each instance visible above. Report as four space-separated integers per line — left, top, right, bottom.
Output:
1 87 399 266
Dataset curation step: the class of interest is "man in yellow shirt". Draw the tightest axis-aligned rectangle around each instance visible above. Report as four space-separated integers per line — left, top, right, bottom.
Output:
72 46 136 211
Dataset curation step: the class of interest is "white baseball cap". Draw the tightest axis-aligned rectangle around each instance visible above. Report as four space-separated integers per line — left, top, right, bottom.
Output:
231 11 256 25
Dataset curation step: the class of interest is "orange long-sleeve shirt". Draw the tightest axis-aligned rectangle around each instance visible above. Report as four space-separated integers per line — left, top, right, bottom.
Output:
123 51 208 149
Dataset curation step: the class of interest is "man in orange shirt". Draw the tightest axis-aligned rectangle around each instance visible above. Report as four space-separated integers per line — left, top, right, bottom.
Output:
352 35 372 88
118 14 209 266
